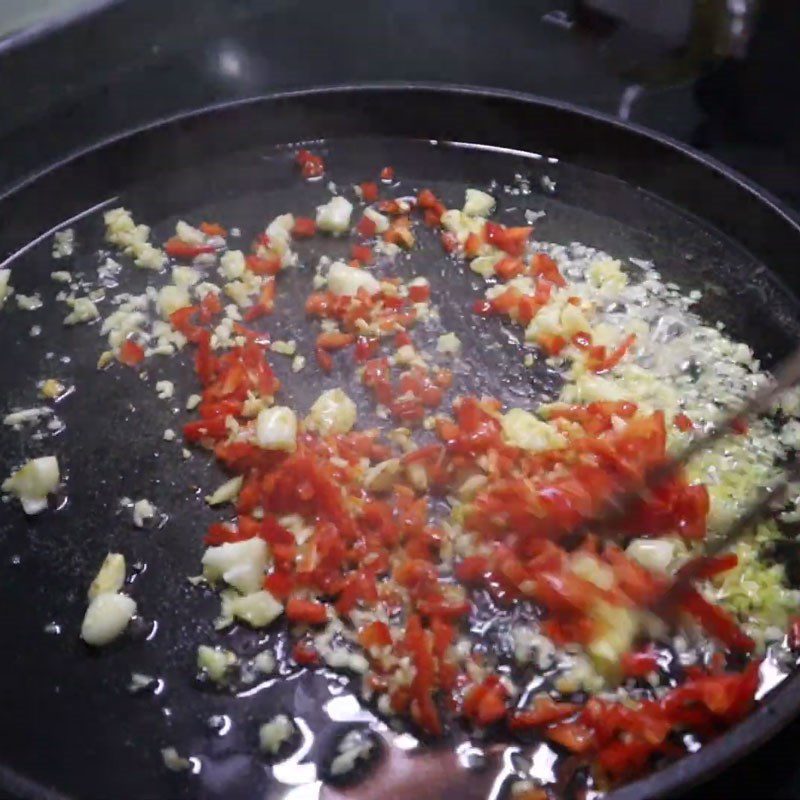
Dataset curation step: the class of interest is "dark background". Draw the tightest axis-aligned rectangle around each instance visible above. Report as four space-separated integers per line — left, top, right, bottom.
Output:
0 1 798 798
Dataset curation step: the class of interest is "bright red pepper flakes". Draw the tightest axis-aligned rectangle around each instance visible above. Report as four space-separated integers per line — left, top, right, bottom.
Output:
441 232 458 254
286 597 329 625
395 330 413 348
508 696 580 730
292 641 321 666
417 188 446 227
118 338 145 366
464 232 482 258
731 416 749 435
484 222 532 257
317 331 354 351
416 188 439 209
292 217 317 238
358 620 392 649
198 291 222 323
674 412 694 432
164 237 215 260
360 181 379 202
408 282 430 302
354 336 379 362
350 244 374 264
462 676 508 726
621 649 661 679
315 346 333 372
295 148 325 178
531 252 566 287
789 617 800 650
472 298 493 315
356 216 378 238
539 333 567 356
494 256 525 281
246 253 282 276
586 333 636 373
199 221 227 237
161 163 770 773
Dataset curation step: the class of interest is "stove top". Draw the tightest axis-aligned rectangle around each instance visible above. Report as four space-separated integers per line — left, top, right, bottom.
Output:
0 2 798 799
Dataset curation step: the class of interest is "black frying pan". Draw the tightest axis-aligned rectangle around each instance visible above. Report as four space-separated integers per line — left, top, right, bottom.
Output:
1 85 799 800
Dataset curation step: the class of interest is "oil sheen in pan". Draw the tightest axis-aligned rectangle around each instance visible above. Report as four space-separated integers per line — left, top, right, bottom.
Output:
1 129 799 800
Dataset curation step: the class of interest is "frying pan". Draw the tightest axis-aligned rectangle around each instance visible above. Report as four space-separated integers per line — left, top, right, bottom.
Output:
1 84 800 800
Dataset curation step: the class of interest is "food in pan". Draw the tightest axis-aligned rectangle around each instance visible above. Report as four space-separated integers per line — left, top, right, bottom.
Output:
3 148 799 797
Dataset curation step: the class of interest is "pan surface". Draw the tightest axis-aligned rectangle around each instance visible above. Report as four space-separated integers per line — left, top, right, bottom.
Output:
1 85 800 800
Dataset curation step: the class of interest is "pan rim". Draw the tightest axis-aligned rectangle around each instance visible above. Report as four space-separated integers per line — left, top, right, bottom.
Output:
1 81 799 800
0 81 797 231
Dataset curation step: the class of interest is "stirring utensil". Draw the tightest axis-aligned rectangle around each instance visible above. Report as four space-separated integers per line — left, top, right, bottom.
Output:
580 344 800 605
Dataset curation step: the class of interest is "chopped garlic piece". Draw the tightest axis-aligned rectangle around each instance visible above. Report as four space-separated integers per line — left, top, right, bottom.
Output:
156 284 190 318
436 332 461 355
186 393 202 410
363 206 390 233
202 537 269 594
81 592 136 646
626 538 676 573
172 266 201 287
470 253 502 277
220 250 246 280
588 258 628 292
3 407 52 427
256 406 297 451
52 228 75 258
224 279 256 308
463 188 496 217
64 296 100 326
330 729 374 776
363 458 401 492
2 456 59 514
513 627 556 669
327 260 380 297
587 603 639 677
291 355 306 373
205 475 244 506
197 644 237 683
161 747 192 772
132 498 155 528
501 409 566 452
271 339 296 356
395 345 419 366
571 552 615 590
559 302 591 338
39 379 65 399
316 196 353 235
104 207 166 270
88 553 126 600
259 714 295 754
265 214 295 252
175 220 206 245
128 672 155 693
254 650 276 674
16 293 43 311
155 380 174 400
229 590 283 628
0 269 12 308
307 388 357 435
50 270 72 283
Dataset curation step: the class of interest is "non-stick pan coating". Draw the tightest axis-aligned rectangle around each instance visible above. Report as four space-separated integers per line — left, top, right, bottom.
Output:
1 86 799 800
